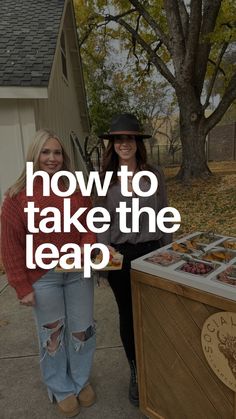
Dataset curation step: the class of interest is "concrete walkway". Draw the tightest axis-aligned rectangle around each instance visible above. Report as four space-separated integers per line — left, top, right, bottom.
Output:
0 274 147 419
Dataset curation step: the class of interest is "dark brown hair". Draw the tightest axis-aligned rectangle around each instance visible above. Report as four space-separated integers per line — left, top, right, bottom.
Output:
100 138 154 184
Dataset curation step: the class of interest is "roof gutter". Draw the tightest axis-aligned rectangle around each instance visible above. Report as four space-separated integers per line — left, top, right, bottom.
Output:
0 86 48 99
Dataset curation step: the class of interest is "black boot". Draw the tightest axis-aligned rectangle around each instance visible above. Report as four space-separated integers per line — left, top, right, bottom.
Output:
129 360 139 407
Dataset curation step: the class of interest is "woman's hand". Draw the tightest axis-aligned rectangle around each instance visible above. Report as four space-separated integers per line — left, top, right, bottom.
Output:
107 245 116 253
20 291 35 307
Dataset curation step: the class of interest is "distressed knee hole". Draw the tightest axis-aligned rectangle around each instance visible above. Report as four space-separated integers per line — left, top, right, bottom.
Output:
44 320 60 330
43 319 64 353
71 325 95 352
72 325 95 342
72 331 86 341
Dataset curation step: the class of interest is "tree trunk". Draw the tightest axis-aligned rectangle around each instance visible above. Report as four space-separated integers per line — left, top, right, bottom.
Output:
176 92 212 182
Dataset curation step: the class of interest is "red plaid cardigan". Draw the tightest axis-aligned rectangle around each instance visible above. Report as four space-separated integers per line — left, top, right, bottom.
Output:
1 181 96 299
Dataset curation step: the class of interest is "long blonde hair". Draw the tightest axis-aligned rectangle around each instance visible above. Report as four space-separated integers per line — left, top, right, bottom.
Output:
8 129 72 197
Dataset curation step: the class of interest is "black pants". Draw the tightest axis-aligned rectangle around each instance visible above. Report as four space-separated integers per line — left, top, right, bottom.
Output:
108 240 161 363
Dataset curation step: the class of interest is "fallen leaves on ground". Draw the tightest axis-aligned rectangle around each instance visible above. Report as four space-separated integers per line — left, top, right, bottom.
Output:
0 319 9 327
166 173 236 239
164 161 236 178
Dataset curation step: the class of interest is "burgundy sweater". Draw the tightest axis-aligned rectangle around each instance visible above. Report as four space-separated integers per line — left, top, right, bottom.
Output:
1 180 96 299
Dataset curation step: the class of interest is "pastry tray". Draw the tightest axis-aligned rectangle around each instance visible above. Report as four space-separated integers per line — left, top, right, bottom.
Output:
131 231 236 301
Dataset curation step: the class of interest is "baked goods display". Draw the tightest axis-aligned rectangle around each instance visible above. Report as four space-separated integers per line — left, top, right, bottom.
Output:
56 233 236 291
132 231 236 301
215 265 236 286
223 239 236 250
191 231 222 245
180 261 214 276
202 248 235 263
171 240 202 254
171 241 192 254
144 251 181 266
93 248 123 270
136 231 236 288
56 248 123 272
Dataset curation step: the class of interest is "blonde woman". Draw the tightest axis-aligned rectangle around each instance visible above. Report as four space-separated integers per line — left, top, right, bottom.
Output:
1 129 96 417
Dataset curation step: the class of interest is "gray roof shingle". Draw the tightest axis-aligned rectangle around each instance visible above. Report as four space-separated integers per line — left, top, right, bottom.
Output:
0 0 65 87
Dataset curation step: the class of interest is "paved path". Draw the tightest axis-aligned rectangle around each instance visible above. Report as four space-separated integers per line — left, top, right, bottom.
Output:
0 274 147 419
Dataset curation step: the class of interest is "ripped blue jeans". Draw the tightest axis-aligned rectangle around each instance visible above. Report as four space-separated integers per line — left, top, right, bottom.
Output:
32 270 96 402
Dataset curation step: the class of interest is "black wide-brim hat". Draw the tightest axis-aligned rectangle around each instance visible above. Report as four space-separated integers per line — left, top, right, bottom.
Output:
98 113 152 140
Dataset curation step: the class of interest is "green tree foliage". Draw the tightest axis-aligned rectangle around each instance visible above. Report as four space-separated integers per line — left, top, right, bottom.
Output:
74 0 174 136
74 0 236 180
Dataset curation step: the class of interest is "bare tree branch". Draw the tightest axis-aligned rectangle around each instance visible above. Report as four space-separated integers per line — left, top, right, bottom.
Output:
163 0 186 74
79 7 137 48
207 58 226 76
196 0 222 94
204 72 236 133
131 13 141 61
183 0 202 83
203 41 229 110
79 22 97 48
106 8 136 21
177 0 189 39
154 130 171 140
105 14 176 87
128 0 170 48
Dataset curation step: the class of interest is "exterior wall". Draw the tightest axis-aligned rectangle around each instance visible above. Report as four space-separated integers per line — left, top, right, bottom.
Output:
35 2 89 174
0 0 90 204
0 99 36 201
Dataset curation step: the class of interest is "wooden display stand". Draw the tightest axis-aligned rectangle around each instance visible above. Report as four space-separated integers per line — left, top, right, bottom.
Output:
131 269 236 419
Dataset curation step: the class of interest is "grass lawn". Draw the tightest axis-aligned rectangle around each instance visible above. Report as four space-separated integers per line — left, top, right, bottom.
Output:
164 161 236 239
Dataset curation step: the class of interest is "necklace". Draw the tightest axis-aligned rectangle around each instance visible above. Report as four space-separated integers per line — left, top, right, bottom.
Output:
128 177 133 184
118 165 137 186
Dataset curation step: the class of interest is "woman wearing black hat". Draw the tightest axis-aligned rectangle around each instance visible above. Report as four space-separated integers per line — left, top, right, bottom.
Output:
97 113 172 407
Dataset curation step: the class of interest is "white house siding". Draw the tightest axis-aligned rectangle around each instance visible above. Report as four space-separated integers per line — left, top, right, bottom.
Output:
0 1 90 203
35 11 89 174
0 99 36 200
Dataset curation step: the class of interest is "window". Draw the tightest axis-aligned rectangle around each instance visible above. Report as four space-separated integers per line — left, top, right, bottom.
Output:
60 30 68 80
